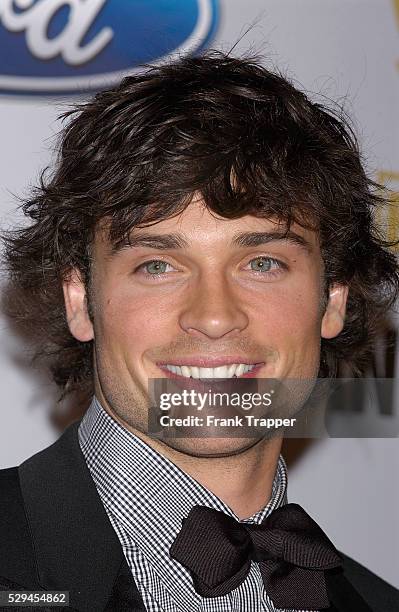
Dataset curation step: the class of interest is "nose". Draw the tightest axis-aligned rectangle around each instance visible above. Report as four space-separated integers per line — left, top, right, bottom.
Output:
178 271 249 340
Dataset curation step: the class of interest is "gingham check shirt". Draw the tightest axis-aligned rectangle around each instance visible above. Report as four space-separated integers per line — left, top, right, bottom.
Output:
78 397 314 612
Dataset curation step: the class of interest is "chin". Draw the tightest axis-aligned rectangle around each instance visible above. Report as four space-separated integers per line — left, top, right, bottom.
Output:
154 435 264 458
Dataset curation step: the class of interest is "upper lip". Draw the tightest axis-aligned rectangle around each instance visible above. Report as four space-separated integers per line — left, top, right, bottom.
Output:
156 357 264 367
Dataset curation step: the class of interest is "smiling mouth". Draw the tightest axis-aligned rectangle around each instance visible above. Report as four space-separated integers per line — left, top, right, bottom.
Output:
157 363 263 379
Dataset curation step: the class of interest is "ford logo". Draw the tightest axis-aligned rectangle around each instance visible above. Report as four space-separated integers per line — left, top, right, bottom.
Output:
0 0 219 94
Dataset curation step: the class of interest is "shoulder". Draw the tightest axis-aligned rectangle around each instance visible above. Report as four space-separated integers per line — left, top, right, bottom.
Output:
0 466 31 548
339 551 399 611
0 422 85 591
0 466 40 590
0 424 84 590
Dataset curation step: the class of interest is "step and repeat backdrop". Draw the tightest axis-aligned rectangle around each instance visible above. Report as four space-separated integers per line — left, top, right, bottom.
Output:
0 0 398 587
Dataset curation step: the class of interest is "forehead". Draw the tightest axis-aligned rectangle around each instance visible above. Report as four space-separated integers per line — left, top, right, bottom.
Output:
96 197 319 255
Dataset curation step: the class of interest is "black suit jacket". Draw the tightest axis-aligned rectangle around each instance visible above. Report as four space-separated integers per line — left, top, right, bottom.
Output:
0 422 398 612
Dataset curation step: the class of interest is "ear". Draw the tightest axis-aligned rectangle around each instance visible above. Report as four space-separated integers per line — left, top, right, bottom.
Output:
62 268 94 342
321 283 349 339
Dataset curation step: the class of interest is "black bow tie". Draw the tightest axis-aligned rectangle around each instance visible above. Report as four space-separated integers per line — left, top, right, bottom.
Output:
170 503 343 609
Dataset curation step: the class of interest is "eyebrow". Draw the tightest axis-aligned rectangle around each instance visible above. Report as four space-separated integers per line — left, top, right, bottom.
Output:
111 229 313 255
232 230 313 253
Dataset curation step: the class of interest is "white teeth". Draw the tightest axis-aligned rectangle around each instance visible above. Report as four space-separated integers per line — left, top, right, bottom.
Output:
227 364 236 378
235 364 245 377
199 367 213 378
213 365 230 377
163 363 256 378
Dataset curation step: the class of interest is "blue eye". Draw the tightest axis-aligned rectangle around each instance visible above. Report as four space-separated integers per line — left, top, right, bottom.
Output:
249 256 283 273
141 260 171 275
134 256 286 280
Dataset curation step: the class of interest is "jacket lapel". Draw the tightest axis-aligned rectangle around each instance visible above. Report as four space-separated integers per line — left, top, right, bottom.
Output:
18 421 146 612
103 555 147 612
325 567 373 612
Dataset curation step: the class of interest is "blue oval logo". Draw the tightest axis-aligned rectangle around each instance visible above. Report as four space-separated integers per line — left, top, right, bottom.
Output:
0 0 219 94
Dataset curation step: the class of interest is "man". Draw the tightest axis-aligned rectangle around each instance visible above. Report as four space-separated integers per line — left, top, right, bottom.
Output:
0 51 398 612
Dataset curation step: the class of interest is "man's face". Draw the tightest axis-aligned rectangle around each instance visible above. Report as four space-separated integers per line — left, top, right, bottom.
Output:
63 196 348 456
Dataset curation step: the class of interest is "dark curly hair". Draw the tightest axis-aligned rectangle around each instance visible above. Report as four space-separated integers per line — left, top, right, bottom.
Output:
2 51 398 401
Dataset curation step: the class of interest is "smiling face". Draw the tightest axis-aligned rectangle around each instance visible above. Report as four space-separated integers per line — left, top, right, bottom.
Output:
63 195 348 456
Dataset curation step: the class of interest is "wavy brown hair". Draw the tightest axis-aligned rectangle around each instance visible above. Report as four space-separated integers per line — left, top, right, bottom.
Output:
2 51 398 401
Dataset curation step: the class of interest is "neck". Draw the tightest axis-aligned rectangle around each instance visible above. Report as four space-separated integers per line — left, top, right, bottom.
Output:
148 435 283 520
96 392 283 520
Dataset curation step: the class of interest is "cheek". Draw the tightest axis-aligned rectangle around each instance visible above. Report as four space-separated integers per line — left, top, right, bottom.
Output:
252 284 322 338
255 287 322 380
94 284 177 357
